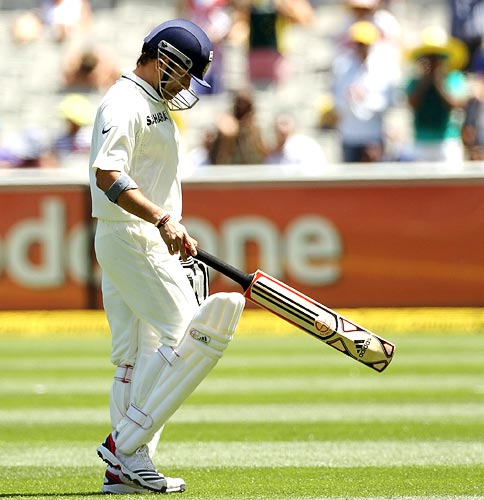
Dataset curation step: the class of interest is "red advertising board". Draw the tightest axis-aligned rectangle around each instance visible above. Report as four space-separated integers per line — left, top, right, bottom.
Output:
1 167 484 309
183 178 484 307
0 184 97 310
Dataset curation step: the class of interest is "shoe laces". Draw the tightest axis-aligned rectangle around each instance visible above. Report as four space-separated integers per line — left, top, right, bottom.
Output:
135 445 158 472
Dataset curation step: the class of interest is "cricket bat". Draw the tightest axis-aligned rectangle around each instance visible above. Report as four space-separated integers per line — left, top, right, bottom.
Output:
194 249 395 372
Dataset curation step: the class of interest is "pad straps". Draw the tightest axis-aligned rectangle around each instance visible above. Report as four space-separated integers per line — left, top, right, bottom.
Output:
114 364 133 384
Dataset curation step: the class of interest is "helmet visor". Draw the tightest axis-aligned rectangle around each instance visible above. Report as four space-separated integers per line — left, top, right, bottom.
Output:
159 39 211 87
157 43 201 111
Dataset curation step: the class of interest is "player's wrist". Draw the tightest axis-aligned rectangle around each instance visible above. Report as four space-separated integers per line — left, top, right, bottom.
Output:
154 212 172 228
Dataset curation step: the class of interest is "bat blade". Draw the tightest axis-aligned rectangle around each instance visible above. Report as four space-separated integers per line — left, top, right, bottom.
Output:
194 249 395 372
246 270 394 372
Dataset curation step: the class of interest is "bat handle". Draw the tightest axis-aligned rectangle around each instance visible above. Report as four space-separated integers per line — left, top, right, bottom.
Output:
194 248 254 291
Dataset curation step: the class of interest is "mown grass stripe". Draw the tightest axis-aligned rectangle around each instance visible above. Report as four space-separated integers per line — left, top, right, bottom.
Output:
264 497 484 500
2 373 482 395
1 402 483 424
0 441 481 467
0 332 483 498
3 350 483 370
285 497 484 500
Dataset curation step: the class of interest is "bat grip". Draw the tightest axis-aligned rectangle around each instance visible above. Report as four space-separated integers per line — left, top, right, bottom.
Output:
194 248 254 291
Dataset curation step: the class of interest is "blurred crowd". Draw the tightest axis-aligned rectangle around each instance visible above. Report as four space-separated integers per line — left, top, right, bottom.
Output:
1 0 484 170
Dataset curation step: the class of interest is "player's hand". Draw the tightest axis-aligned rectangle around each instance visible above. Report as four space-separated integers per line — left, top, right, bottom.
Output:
158 219 198 260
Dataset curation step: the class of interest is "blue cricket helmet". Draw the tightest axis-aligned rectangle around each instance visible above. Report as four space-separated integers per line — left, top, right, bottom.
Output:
144 19 213 88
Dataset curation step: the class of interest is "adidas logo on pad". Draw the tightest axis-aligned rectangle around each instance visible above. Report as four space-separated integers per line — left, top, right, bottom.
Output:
190 329 211 344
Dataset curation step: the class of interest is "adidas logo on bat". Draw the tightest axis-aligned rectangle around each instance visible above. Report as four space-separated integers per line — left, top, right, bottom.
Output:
354 338 371 358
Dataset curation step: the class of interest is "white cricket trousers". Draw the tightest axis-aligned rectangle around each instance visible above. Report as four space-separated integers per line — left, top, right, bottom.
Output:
94 218 199 437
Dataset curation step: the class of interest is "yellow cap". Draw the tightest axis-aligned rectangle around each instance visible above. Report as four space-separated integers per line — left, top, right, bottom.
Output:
58 94 95 126
407 26 469 70
348 21 380 46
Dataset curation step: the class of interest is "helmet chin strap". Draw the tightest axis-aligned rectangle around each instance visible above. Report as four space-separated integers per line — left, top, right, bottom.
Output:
157 56 199 111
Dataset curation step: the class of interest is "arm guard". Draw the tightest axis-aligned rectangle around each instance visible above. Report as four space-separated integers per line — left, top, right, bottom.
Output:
105 172 138 204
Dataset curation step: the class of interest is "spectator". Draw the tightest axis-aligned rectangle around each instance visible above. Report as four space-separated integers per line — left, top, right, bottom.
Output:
331 20 398 162
337 0 401 47
232 0 314 89
183 126 219 173
207 88 269 164
461 54 484 160
61 46 120 94
335 0 402 86
10 11 44 44
177 0 233 94
0 122 21 168
265 114 326 167
0 127 55 168
51 93 94 164
406 26 469 162
11 0 92 44
449 0 484 73
316 93 339 131
41 0 92 43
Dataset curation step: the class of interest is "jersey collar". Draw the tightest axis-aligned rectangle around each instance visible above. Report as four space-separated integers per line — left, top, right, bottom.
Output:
121 72 161 102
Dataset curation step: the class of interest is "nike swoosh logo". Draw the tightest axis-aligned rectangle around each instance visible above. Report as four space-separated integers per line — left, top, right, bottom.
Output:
102 125 113 134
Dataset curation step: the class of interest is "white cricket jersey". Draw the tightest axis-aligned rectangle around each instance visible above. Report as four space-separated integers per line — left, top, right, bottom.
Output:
89 71 182 221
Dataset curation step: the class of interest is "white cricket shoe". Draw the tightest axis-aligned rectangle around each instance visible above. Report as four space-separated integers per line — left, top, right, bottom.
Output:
102 466 151 494
97 432 186 493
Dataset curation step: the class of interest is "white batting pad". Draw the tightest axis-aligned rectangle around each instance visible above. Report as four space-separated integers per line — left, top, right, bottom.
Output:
115 292 245 454
109 365 133 428
108 364 163 456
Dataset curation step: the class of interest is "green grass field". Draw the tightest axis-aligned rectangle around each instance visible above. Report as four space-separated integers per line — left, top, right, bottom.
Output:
1 311 484 500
